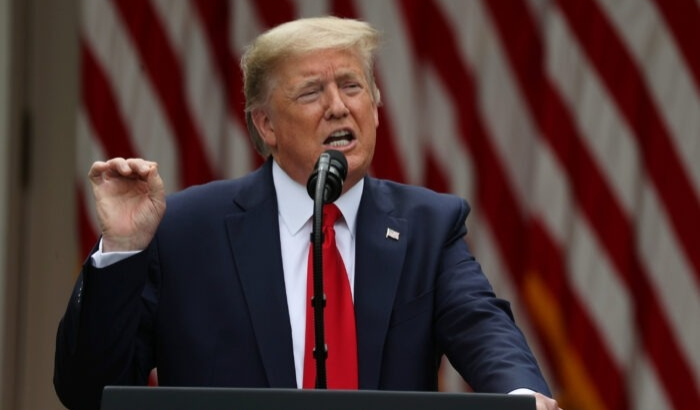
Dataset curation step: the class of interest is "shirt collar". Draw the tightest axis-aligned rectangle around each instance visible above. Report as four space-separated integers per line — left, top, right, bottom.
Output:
272 160 363 237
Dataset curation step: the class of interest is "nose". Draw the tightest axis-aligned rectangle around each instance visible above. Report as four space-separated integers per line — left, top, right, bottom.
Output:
324 85 350 119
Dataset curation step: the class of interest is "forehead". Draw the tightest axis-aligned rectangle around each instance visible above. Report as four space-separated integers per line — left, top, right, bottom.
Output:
275 48 366 83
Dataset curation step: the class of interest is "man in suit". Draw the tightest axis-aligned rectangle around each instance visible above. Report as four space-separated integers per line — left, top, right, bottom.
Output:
54 16 560 410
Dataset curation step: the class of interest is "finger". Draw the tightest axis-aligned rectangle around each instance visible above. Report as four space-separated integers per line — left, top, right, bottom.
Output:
125 158 157 178
105 157 131 174
103 158 152 179
533 393 560 410
89 158 154 186
88 160 110 180
88 159 130 184
141 161 160 179
145 163 165 193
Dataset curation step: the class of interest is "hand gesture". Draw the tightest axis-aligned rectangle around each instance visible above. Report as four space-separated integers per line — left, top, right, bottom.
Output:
88 158 166 252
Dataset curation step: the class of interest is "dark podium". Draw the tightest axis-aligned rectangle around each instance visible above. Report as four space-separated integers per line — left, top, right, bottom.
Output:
101 386 535 410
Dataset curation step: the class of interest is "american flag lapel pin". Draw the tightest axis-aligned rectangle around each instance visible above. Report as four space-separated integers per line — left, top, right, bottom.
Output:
386 228 400 241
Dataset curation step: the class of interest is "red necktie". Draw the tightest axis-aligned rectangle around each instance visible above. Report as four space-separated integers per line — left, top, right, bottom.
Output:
303 204 358 389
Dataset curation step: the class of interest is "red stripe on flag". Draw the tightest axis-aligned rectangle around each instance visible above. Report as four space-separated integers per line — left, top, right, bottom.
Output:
424 149 450 194
372 107 408 183
254 0 296 28
652 0 700 93
556 0 700 289
191 0 261 168
80 41 138 159
111 0 217 187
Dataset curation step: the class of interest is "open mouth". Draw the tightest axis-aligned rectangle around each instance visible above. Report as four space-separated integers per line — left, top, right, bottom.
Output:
323 129 355 148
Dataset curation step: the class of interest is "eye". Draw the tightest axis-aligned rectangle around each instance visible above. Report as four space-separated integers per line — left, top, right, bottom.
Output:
342 82 362 94
296 88 320 102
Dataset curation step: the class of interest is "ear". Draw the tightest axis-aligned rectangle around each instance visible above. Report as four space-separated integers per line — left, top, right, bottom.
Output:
373 105 379 129
251 108 277 149
373 88 380 128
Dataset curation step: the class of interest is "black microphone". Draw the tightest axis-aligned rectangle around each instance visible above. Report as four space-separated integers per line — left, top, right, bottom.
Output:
306 150 348 203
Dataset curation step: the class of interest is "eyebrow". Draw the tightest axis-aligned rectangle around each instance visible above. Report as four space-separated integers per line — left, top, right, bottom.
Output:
294 78 323 91
298 68 363 85
296 71 363 91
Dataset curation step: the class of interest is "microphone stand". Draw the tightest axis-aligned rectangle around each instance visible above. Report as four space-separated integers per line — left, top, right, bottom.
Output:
310 161 329 389
307 149 347 389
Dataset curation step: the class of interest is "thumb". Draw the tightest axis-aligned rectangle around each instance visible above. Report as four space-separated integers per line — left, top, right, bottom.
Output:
146 163 165 195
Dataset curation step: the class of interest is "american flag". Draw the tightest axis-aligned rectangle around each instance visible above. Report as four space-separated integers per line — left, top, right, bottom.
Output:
76 1 700 409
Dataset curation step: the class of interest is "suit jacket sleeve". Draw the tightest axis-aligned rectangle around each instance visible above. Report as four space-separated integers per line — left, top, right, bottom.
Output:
54 244 158 410
434 198 550 395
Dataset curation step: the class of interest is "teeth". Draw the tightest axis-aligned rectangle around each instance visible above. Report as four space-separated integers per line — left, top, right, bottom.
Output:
325 130 353 147
328 139 350 147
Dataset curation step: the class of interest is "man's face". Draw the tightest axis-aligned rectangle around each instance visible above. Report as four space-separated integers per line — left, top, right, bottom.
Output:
252 48 379 192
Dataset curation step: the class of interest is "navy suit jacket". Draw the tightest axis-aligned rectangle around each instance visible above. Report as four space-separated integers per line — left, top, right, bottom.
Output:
55 160 549 410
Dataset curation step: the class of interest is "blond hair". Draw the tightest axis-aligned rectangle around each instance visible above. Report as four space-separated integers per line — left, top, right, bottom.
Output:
240 16 382 157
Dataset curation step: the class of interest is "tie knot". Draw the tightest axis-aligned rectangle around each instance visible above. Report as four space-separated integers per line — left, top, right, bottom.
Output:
323 204 342 227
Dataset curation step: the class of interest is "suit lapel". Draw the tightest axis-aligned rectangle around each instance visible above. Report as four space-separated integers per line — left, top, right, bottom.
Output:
354 178 408 389
224 161 296 387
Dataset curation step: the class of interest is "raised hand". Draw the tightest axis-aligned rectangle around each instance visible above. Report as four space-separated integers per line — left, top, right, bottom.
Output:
88 158 166 252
